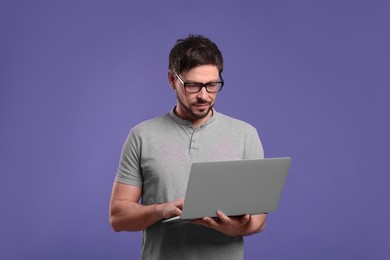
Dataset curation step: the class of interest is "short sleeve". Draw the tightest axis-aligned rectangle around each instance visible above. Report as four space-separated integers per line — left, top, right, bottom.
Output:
115 129 143 187
244 127 264 159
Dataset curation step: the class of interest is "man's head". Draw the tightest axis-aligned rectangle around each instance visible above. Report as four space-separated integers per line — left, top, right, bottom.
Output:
168 35 224 126
168 34 223 75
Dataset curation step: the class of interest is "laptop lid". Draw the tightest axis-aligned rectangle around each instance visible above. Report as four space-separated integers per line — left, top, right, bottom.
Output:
169 157 291 221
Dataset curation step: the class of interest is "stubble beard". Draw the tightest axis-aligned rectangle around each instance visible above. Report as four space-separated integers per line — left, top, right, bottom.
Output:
176 93 214 120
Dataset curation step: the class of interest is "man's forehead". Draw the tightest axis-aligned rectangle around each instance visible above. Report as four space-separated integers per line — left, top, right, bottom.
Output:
181 65 219 79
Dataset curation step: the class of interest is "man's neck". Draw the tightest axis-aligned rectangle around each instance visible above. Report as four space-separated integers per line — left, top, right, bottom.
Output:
174 107 213 129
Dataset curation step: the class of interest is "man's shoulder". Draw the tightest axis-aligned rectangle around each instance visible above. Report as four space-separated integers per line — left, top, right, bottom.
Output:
130 113 172 134
215 112 257 131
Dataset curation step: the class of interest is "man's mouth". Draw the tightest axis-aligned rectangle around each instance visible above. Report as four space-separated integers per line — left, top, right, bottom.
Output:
194 103 209 107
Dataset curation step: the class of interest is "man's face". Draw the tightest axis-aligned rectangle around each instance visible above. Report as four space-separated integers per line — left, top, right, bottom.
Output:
170 65 220 122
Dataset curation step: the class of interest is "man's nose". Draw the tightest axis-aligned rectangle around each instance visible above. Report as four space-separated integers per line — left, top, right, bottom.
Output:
196 87 208 99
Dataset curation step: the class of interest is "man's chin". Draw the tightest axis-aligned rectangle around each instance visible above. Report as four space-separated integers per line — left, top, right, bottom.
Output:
191 106 212 119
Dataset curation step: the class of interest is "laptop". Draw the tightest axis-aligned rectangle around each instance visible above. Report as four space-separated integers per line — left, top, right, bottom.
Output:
163 157 291 223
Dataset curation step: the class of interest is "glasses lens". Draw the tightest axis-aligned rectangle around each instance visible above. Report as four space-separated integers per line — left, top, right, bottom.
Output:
185 83 203 93
205 82 222 93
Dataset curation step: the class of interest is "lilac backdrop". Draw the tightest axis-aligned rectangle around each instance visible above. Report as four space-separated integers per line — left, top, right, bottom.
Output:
1 1 389 259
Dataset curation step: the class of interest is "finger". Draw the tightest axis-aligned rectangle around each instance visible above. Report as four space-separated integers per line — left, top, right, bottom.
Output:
190 218 208 226
240 214 251 225
163 206 182 219
202 217 219 227
173 198 185 208
190 219 201 224
216 211 231 224
175 207 182 216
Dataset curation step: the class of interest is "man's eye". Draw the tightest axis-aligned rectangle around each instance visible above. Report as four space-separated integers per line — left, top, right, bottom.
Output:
186 84 201 88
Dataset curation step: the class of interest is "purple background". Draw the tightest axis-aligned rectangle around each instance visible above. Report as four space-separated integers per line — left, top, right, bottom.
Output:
1 1 389 259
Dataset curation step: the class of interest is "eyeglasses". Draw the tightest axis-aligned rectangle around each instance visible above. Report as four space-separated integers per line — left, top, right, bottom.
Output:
174 73 224 93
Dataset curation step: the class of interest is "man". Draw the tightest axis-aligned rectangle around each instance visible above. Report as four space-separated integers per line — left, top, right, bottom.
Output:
109 34 267 259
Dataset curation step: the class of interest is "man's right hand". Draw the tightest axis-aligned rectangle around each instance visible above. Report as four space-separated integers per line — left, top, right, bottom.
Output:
110 182 185 231
158 197 184 219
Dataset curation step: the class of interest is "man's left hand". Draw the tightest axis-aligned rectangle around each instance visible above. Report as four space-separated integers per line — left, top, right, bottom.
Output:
191 211 253 237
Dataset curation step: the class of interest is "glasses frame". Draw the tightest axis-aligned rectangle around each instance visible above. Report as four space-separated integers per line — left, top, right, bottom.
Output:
174 72 224 93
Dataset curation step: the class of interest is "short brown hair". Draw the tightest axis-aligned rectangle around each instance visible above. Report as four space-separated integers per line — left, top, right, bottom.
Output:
168 34 223 74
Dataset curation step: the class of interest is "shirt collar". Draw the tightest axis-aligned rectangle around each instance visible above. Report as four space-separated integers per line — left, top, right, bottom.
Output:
169 107 217 127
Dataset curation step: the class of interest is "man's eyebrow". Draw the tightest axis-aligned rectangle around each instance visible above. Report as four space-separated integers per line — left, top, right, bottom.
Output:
185 79 220 84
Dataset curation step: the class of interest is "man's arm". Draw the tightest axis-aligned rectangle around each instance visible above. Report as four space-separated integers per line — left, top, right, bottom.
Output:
109 182 184 232
192 212 266 237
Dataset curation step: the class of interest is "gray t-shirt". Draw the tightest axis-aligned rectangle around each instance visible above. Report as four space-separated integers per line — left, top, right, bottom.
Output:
116 109 264 260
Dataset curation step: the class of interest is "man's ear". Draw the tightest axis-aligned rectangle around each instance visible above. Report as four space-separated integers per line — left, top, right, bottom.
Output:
168 71 176 90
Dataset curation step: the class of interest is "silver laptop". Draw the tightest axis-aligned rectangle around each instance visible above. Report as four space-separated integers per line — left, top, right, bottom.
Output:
163 157 291 223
